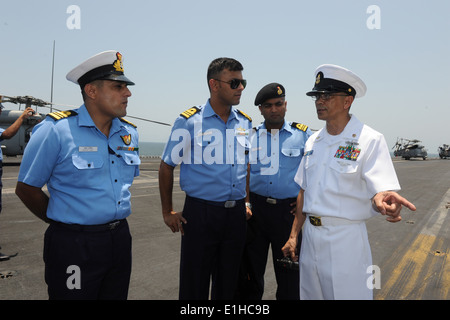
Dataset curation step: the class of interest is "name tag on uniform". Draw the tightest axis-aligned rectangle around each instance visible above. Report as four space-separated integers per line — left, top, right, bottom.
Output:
79 146 98 152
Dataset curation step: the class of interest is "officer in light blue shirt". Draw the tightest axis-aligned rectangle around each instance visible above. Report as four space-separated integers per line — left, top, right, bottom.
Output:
17 104 139 225
15 50 139 299
236 83 312 300
159 57 252 300
249 121 310 199
161 99 251 202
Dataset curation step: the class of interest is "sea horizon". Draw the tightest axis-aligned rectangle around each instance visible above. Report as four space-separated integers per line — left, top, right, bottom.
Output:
139 141 166 157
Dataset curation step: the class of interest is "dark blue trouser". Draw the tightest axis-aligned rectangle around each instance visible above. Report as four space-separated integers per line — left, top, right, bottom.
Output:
43 219 132 300
236 192 301 300
0 160 3 213
179 196 247 300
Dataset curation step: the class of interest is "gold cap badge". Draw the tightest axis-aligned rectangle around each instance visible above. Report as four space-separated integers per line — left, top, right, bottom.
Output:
315 72 322 85
277 86 283 95
113 52 124 73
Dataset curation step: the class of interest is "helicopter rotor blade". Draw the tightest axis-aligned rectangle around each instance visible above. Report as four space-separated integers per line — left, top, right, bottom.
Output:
41 103 172 126
124 115 171 126
0 94 52 107
1 94 171 127
42 104 172 126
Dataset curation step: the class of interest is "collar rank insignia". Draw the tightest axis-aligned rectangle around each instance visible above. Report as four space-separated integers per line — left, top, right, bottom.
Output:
121 134 131 145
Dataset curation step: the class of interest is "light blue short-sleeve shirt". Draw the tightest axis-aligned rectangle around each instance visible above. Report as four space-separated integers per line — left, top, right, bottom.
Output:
162 100 252 202
18 105 140 225
249 121 312 199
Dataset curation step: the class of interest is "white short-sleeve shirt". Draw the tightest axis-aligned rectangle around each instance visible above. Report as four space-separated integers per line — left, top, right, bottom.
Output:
294 115 400 221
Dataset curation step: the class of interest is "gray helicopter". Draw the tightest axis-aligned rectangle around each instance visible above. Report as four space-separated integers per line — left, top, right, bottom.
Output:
0 95 46 156
438 144 449 159
392 138 428 160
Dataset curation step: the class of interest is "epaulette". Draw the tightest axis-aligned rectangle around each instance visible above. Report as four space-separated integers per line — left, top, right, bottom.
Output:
291 122 308 132
120 117 137 128
47 110 78 121
237 109 252 122
180 106 200 119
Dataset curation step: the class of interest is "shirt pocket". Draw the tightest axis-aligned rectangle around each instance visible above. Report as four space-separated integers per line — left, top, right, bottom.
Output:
122 153 141 166
194 129 222 164
329 159 359 174
329 159 360 195
281 148 301 170
72 153 104 170
71 153 105 188
120 153 140 184
281 148 301 158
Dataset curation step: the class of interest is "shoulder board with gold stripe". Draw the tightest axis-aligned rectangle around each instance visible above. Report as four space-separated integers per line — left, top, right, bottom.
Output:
291 122 308 132
119 118 137 128
47 110 78 121
180 106 200 119
237 109 252 122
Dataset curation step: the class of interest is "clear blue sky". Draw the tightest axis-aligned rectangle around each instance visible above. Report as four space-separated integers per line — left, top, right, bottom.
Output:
1 0 449 154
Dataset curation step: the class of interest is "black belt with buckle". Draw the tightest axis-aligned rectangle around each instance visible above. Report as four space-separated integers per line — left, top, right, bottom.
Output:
187 196 244 208
51 219 125 232
251 192 296 205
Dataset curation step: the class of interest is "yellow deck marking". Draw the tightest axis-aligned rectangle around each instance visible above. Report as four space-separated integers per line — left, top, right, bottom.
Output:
377 233 450 299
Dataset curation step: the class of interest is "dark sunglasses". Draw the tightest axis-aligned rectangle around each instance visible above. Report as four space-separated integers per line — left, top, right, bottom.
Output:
214 78 247 89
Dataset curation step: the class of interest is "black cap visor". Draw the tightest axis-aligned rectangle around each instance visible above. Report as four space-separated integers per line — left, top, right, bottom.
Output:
78 65 135 88
306 78 355 97
100 74 135 86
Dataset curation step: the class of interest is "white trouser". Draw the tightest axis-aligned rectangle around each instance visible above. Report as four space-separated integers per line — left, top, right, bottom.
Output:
299 215 373 300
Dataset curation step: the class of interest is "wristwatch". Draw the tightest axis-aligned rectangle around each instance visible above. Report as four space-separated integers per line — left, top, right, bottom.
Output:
245 202 252 210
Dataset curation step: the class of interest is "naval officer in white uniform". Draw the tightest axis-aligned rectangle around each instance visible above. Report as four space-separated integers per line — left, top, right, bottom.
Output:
282 64 416 300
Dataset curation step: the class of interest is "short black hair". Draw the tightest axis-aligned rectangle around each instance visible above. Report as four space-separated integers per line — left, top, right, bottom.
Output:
81 79 104 101
207 57 243 88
